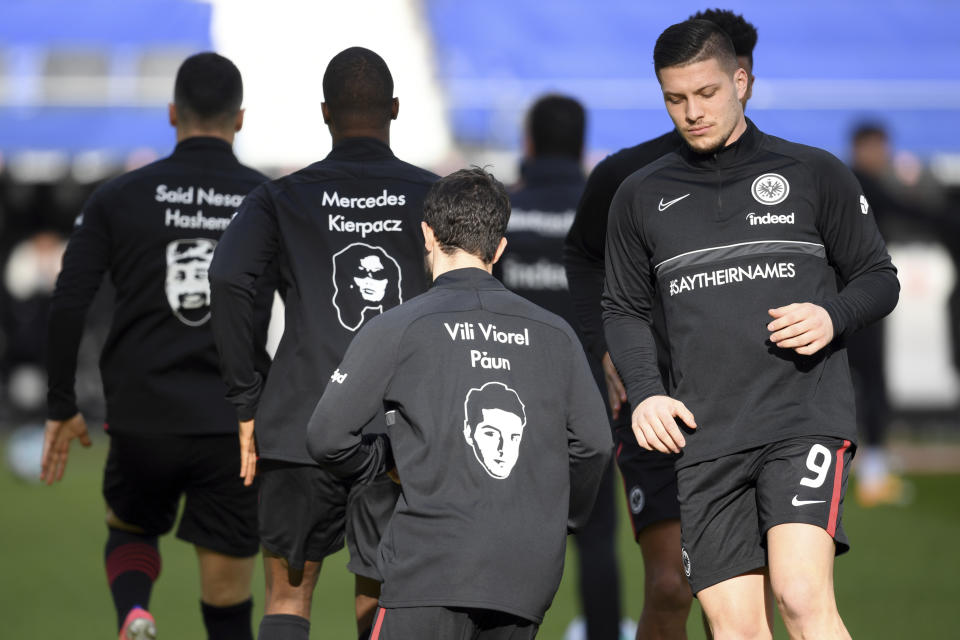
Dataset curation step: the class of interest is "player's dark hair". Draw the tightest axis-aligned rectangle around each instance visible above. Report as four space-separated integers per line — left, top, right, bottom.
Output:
322 47 394 129
528 94 585 159
173 52 243 126
851 122 889 145
464 382 527 432
422 167 511 264
689 8 758 67
654 19 739 76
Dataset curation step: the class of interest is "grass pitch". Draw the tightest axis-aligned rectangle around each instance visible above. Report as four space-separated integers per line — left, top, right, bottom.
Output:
3 433 957 638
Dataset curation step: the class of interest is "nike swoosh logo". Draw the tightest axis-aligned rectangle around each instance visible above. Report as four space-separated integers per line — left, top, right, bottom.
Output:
792 495 826 507
658 194 690 211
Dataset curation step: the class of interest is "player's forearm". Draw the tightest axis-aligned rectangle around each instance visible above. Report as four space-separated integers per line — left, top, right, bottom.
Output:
306 408 392 482
822 265 900 337
603 314 667 406
567 446 612 532
209 276 263 420
563 244 608 361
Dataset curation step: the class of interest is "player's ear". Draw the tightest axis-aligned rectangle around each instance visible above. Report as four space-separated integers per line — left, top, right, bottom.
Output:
168 103 178 128
391 97 399 121
734 67 749 103
234 108 245 132
421 221 436 252
491 237 508 265
321 102 332 125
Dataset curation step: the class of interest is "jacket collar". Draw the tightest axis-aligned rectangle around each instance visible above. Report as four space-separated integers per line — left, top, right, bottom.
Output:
432 267 505 290
325 137 395 161
678 118 763 169
519 155 584 187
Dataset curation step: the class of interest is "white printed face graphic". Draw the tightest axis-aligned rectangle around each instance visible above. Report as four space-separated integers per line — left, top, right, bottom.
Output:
463 382 527 479
332 242 403 331
165 238 216 326
354 254 388 302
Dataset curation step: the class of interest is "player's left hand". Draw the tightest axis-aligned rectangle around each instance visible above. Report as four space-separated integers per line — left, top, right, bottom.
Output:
767 302 834 355
239 419 257 486
41 412 92 485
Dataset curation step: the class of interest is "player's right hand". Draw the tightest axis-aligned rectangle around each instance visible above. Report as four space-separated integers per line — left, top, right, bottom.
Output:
40 413 92 485
631 396 696 454
239 419 257 486
602 352 628 420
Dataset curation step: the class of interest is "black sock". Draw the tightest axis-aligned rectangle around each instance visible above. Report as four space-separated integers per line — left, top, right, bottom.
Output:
259 614 310 640
201 598 253 640
104 528 161 631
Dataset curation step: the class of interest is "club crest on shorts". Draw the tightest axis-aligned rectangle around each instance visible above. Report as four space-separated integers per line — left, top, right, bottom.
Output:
751 173 789 205
629 486 645 514
682 548 691 577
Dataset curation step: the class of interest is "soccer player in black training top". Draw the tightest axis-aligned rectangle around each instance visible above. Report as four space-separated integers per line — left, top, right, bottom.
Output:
208 47 437 640
603 20 898 639
306 167 613 640
42 53 272 640
493 94 623 640
565 9 756 638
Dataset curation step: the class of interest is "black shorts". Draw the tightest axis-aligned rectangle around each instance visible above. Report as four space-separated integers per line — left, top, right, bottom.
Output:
102 432 258 557
614 427 681 538
258 460 400 578
677 436 855 594
346 473 401 581
371 607 538 640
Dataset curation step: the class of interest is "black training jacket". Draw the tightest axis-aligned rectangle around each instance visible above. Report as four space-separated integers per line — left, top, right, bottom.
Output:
565 130 681 364
209 137 437 464
47 137 273 434
603 121 899 468
307 267 612 623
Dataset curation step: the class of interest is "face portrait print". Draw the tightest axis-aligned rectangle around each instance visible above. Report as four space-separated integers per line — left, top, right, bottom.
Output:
332 242 403 331
165 238 217 326
463 382 527 479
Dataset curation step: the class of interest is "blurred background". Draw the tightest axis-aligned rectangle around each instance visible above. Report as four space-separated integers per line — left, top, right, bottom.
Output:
2 0 958 638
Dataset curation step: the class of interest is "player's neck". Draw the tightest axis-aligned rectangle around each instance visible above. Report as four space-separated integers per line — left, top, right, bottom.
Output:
430 251 491 281
330 128 390 147
176 127 235 145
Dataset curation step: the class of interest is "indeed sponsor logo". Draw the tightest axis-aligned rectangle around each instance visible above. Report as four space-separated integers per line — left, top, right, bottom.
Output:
155 184 245 208
746 211 794 226
322 189 406 209
668 262 796 296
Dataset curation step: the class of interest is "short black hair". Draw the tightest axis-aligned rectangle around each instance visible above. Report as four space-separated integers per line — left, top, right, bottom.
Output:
174 52 243 125
852 121 889 145
689 8 758 67
322 47 394 129
423 168 510 264
654 19 739 76
527 94 586 159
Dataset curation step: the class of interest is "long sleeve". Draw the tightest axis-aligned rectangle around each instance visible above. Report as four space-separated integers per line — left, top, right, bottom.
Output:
46 194 111 420
209 187 280 421
306 315 397 482
601 178 666 406
565 333 614 532
564 162 617 362
815 155 900 336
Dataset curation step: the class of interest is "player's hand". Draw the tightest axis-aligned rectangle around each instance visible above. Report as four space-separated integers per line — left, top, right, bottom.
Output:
239 419 257 486
767 302 834 356
602 352 628 420
41 413 92 485
631 396 696 454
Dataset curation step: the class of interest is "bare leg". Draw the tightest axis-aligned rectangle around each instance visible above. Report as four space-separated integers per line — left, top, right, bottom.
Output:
355 574 381 637
767 523 850 640
635 519 693 639
697 570 774 640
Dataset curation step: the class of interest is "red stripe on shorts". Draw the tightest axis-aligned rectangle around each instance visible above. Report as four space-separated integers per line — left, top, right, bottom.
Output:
370 607 386 640
826 439 851 537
